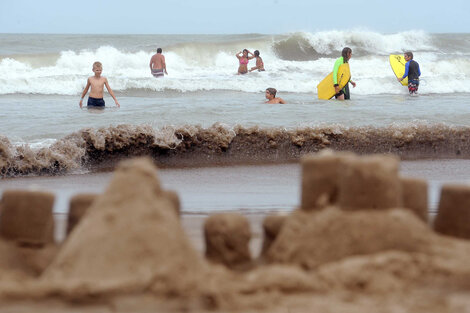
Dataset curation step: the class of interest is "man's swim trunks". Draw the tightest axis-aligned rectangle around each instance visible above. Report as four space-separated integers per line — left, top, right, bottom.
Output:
408 79 419 94
87 97 105 108
151 69 164 78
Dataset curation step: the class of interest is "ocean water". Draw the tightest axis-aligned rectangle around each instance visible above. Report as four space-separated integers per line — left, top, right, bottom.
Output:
1 31 470 176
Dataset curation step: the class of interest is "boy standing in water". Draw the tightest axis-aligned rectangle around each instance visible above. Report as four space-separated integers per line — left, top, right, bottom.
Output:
149 48 168 77
398 51 421 95
333 47 356 100
79 62 120 108
265 88 286 104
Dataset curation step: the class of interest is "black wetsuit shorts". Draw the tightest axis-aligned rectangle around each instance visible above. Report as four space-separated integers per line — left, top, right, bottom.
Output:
87 97 105 108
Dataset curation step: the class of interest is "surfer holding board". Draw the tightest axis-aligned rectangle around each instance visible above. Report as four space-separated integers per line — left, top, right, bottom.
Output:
398 51 421 95
333 47 356 100
316 47 355 100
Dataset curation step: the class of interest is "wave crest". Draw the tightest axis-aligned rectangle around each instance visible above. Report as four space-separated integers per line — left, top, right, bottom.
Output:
1 123 470 177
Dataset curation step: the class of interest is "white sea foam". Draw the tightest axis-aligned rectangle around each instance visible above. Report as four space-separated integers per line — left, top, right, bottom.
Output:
1 31 469 95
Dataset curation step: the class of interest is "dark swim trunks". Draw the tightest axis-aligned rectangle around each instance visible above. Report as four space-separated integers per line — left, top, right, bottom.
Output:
334 83 350 100
87 97 105 108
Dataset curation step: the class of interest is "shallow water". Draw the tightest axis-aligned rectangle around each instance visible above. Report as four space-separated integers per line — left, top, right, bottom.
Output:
1 92 470 146
2 32 470 178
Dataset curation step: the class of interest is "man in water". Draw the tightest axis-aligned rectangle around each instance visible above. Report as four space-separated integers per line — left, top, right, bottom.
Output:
149 48 168 78
398 51 421 95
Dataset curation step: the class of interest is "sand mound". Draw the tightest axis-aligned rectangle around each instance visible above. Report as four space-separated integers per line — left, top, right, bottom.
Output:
266 207 433 269
41 158 205 296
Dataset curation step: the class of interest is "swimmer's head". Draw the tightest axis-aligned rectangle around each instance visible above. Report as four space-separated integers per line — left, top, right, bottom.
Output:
266 87 277 99
254 50 260 57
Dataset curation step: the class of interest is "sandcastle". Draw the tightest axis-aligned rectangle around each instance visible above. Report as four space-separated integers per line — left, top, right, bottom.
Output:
0 152 470 312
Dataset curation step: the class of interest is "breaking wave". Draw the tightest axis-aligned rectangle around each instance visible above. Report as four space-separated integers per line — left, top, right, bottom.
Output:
1 31 470 95
2 123 470 177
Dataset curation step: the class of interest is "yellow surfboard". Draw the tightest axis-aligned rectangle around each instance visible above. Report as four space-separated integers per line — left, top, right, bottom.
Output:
317 63 351 100
389 54 408 86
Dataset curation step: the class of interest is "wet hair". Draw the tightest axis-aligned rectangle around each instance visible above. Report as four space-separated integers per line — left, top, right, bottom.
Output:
157 48 162 53
404 51 413 59
254 50 260 57
266 88 277 97
243 49 249 55
92 61 102 69
341 47 352 63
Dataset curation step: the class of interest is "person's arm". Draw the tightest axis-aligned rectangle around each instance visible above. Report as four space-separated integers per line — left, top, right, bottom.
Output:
247 51 255 60
149 56 154 72
333 58 342 93
399 61 410 81
236 51 242 59
79 78 91 108
418 64 421 77
279 98 286 104
162 55 168 75
104 78 120 107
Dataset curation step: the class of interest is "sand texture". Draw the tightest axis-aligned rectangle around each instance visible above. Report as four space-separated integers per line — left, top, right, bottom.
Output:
0 154 470 312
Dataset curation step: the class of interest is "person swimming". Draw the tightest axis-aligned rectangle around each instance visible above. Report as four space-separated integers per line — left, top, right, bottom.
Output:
236 49 254 74
265 88 286 104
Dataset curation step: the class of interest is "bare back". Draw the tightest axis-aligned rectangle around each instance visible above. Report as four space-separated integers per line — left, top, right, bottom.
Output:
150 53 165 70
256 57 264 69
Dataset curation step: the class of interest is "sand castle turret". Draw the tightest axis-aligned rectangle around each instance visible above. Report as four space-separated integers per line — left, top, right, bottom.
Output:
67 193 98 236
434 184 470 239
0 190 55 246
338 154 402 210
400 177 428 222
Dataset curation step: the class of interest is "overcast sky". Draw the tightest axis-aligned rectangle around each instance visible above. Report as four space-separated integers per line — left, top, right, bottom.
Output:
1 0 469 34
